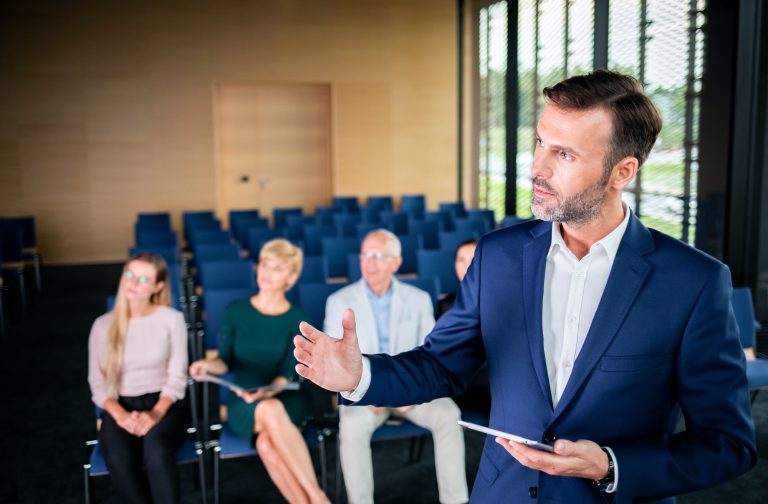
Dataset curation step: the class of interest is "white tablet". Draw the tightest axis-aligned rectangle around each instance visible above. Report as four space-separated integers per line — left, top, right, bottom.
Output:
457 420 555 452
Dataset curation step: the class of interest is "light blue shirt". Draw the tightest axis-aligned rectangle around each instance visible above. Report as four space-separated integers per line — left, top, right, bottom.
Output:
364 282 393 354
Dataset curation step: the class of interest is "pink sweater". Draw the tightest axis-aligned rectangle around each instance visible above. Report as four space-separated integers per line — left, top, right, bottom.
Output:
88 305 188 408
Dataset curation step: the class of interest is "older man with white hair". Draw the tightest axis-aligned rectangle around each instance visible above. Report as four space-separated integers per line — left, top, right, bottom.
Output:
323 229 468 504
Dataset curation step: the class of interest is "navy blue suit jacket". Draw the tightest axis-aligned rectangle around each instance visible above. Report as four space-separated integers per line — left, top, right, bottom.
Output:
345 215 756 503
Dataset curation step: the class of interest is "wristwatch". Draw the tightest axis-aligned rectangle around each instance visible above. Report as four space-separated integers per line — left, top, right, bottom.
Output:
591 447 615 492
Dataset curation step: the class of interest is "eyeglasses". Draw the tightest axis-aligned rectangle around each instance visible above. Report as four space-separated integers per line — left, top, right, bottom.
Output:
124 270 153 285
360 251 395 262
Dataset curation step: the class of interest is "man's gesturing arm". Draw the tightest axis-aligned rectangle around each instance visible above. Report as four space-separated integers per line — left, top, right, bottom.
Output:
294 308 364 393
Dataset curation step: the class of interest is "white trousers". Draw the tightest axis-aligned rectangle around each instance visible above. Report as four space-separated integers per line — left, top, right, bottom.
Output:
338 397 469 504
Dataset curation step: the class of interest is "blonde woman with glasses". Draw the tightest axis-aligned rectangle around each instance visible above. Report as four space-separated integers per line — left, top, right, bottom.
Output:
88 252 188 504
190 239 329 504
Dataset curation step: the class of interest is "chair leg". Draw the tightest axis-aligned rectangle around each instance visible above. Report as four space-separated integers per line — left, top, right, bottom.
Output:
83 465 93 504
212 445 220 504
18 272 27 314
196 445 208 504
33 254 42 293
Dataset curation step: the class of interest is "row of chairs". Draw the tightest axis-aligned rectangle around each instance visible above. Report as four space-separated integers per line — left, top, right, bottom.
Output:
0 216 42 336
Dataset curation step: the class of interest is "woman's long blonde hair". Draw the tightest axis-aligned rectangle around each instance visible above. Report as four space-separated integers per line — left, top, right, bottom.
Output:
103 252 171 398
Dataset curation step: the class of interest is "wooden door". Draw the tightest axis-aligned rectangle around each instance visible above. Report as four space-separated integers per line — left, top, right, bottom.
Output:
214 83 332 227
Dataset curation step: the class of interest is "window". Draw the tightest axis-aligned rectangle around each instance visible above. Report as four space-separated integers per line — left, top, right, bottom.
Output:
474 0 706 243
477 1 508 222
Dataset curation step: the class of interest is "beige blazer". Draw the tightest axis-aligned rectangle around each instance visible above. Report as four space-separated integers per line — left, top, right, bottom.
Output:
323 278 435 355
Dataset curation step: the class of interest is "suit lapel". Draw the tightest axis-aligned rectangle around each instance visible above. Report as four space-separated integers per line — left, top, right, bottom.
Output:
523 222 555 409
551 215 654 421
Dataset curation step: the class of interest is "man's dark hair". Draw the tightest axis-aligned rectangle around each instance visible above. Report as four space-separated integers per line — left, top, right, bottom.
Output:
542 70 662 171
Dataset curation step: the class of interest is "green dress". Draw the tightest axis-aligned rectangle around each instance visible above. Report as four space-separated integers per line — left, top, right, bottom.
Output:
218 298 310 440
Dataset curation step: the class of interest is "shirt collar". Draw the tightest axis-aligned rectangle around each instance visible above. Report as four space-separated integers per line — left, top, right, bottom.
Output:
547 203 631 264
363 278 395 301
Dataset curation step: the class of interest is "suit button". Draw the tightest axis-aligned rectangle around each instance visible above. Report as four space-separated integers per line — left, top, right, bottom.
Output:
543 431 557 443
529 486 538 498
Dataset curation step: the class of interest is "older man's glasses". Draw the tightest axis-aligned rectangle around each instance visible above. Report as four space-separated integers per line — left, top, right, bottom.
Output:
360 251 395 262
124 270 153 285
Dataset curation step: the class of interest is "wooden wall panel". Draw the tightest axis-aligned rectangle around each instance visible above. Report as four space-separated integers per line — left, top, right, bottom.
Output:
0 0 458 264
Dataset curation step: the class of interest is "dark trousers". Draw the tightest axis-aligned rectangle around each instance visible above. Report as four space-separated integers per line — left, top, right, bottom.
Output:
99 392 187 504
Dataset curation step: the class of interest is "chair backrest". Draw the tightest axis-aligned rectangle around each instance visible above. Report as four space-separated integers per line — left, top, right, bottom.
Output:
192 229 231 246
417 249 458 295
360 206 382 224
313 206 338 226
304 225 338 256
400 194 426 210
273 207 303 229
186 219 222 248
439 201 468 219
467 208 496 232
137 212 172 232
233 216 269 246
347 253 361 282
297 255 329 284
285 215 316 241
396 233 419 275
454 217 489 237
203 288 258 349
425 209 454 232
183 210 216 241
381 212 409 235
195 243 241 263
334 214 362 237
410 220 440 250
332 196 360 214
439 230 478 253
2 216 37 248
199 260 255 290
228 209 260 234
0 220 24 262
297 282 350 327
367 196 394 213
136 230 178 249
247 228 283 256
400 276 440 312
321 237 361 277
732 287 758 348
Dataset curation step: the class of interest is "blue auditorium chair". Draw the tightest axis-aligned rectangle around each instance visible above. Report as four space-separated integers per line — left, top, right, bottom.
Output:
332 196 360 214
438 230 478 254
198 260 255 291
381 211 409 235
334 213 362 238
297 282 350 327
409 220 440 250
417 249 458 295
321 237 360 278
195 243 242 263
732 287 768 403
273 207 304 230
233 216 269 246
439 201 468 219
467 208 497 232
304 225 338 256
453 217 488 237
247 228 283 256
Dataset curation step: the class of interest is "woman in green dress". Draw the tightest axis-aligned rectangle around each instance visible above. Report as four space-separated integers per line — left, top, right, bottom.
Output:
190 239 328 504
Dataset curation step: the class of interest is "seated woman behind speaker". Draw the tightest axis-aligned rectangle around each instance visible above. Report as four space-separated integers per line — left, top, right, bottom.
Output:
189 239 329 504
88 252 189 504
437 238 491 416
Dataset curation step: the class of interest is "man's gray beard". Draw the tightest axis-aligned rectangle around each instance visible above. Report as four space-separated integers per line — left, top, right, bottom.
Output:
531 174 610 226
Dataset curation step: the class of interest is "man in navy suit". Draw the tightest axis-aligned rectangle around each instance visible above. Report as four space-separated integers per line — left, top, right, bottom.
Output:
293 70 757 503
